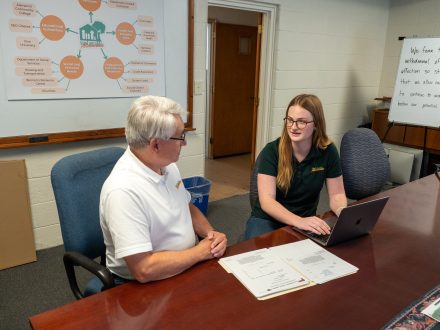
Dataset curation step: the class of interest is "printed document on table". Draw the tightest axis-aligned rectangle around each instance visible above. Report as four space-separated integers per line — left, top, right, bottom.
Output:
219 248 309 299
422 297 440 322
269 239 359 284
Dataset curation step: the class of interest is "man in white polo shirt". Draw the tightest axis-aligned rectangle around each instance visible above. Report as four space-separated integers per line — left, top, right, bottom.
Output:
100 95 227 283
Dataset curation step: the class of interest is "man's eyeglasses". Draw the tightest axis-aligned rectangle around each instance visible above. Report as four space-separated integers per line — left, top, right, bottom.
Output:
283 117 314 129
169 132 186 142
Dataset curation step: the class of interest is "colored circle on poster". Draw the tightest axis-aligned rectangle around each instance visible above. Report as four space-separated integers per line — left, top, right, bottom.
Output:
103 57 124 79
116 22 136 45
60 56 84 79
40 15 65 41
78 0 101 11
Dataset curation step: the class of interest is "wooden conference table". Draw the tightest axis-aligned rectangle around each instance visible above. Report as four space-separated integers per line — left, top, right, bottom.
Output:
30 174 440 330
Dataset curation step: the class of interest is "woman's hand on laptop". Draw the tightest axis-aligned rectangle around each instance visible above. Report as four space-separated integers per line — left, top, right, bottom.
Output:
297 216 331 235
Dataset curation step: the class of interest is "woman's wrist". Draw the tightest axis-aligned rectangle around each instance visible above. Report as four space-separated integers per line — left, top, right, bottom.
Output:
336 206 345 216
289 215 303 228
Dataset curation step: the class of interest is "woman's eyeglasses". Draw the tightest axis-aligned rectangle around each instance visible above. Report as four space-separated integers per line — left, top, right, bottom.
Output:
283 117 314 129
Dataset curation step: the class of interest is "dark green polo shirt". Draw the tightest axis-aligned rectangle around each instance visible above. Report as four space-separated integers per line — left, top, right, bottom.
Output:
252 138 342 221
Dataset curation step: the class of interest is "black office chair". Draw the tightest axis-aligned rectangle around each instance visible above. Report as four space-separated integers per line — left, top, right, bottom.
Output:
434 163 440 181
249 153 262 210
51 147 125 299
340 128 390 200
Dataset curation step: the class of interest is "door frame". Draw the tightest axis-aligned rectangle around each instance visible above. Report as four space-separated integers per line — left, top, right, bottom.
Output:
206 20 215 158
206 0 277 161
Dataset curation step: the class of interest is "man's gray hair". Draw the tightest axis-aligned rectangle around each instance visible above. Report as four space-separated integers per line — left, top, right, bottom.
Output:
125 95 185 149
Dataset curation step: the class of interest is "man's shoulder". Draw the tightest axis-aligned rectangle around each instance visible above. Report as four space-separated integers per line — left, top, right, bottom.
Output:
102 171 134 196
103 157 144 193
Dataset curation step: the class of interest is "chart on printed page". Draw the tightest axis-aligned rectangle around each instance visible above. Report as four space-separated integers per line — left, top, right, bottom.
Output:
0 0 165 100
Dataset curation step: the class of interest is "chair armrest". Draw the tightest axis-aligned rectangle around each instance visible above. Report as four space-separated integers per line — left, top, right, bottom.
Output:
63 251 115 300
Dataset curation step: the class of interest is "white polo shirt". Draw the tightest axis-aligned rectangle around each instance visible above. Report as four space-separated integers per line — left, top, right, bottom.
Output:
100 148 196 279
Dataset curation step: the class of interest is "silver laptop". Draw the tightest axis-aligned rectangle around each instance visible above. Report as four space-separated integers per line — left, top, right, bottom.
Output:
295 196 390 246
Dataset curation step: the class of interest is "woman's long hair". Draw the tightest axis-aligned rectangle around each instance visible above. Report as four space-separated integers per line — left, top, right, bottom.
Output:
277 94 331 194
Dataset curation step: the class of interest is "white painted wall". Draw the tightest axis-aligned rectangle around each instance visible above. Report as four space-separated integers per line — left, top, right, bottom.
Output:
1 0 399 250
379 0 440 97
271 0 389 148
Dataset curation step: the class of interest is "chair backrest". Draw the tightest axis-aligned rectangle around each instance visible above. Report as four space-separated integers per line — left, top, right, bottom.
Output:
51 147 125 259
249 153 262 210
340 128 390 200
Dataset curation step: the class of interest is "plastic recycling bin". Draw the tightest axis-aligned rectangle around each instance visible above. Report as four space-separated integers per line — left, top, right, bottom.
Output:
182 176 212 216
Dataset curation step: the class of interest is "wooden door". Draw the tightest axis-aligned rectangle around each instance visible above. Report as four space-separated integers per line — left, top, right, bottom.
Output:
212 23 257 158
251 15 262 164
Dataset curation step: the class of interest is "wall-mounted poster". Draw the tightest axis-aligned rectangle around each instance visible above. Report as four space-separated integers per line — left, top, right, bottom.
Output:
0 0 165 100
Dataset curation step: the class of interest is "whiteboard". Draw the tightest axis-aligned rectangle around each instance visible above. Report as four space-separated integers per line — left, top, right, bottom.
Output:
389 37 440 128
0 0 188 139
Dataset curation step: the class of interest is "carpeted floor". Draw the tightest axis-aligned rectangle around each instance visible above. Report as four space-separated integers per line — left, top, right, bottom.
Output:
205 193 250 245
0 193 251 330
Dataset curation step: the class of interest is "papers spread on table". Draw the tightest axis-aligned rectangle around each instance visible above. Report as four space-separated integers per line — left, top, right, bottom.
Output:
219 239 358 300
219 248 310 299
270 239 359 284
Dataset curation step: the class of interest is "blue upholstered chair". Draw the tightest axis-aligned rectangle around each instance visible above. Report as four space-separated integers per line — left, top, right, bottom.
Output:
340 128 390 200
51 147 125 299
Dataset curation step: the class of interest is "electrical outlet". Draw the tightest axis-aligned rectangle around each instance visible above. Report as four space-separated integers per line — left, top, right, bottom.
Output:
194 81 204 95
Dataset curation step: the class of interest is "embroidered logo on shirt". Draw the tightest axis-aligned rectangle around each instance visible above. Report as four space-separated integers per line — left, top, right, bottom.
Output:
311 166 325 172
175 180 182 189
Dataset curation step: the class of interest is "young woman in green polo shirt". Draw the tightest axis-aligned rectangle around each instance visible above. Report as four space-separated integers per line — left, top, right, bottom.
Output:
245 94 347 239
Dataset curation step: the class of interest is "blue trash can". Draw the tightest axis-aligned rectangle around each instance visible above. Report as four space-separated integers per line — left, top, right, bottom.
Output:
182 176 212 216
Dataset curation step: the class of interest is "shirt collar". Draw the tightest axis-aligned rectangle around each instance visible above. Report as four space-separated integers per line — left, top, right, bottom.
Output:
126 148 168 183
307 146 321 159
294 146 321 164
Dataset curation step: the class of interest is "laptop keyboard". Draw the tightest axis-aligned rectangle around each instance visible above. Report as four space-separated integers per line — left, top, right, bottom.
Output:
305 219 336 244
307 231 330 244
